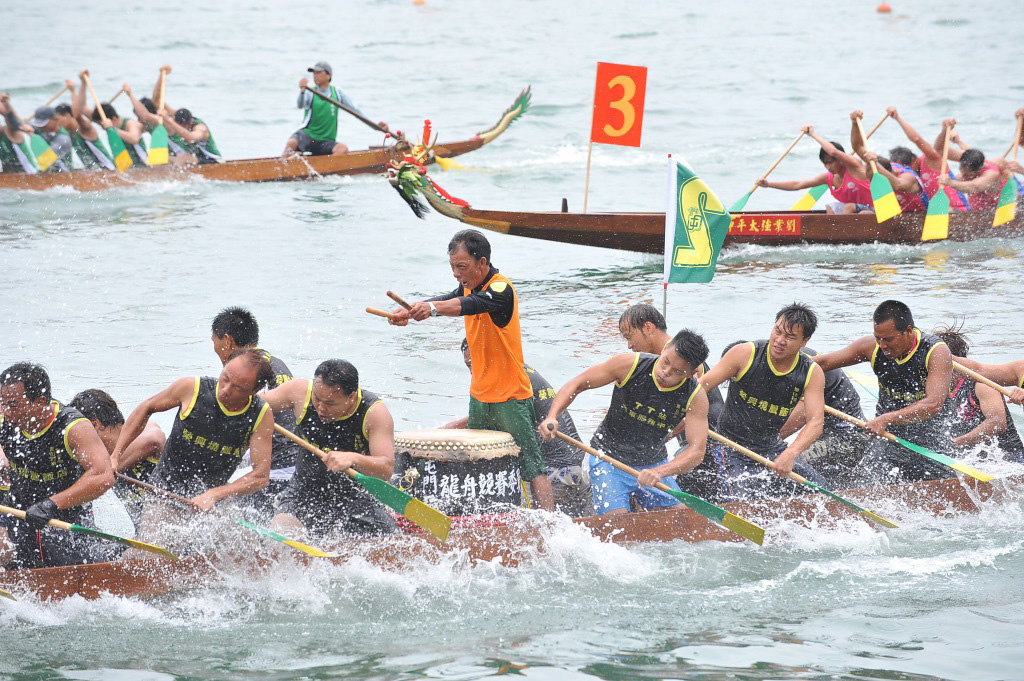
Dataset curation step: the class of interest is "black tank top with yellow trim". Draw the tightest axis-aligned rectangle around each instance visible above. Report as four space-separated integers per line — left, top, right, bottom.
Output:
947 376 1024 460
0 401 91 520
152 377 269 496
718 340 814 452
592 353 702 468
871 329 945 414
291 383 383 510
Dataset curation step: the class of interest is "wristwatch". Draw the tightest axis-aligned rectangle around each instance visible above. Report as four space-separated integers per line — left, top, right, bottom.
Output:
428 302 438 317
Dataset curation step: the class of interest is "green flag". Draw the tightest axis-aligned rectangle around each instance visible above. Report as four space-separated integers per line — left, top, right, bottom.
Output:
663 157 730 284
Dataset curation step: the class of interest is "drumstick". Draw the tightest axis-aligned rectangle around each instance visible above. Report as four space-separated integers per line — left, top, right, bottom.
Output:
386 291 413 310
366 307 399 321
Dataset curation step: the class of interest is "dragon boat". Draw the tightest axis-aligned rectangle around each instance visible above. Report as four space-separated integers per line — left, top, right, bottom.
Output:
0 88 531 193
1 473 1017 601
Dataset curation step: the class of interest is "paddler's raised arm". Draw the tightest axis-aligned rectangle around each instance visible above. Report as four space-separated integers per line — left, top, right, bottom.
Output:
261 378 311 421
812 335 876 372
700 341 755 393
934 117 962 162
805 124 862 172
850 110 869 159
112 376 194 463
888 106 940 164
538 353 638 440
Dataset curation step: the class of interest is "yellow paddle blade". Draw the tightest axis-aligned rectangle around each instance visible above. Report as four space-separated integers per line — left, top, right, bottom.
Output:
0 588 16 601
721 512 765 545
121 537 179 559
281 539 337 558
993 179 1017 227
870 174 902 222
113 149 133 173
921 212 949 241
860 509 899 529
403 498 452 542
947 460 995 482
993 201 1016 227
149 147 169 166
435 156 463 171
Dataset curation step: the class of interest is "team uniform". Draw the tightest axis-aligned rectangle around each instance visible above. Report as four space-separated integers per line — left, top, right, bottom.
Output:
947 376 1024 462
120 119 150 167
590 353 702 514
276 383 397 538
0 402 107 569
711 341 826 500
169 118 221 164
890 163 929 213
826 168 873 213
0 130 38 174
70 131 114 170
290 85 360 155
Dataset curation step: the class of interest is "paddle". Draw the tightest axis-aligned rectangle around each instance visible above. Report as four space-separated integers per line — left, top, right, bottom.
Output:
273 424 452 541
148 72 169 166
0 503 179 560
82 71 132 172
854 115 901 222
730 131 806 211
791 112 889 211
706 431 898 528
822 405 994 481
921 124 953 241
552 429 765 545
115 473 337 558
844 370 879 398
43 83 70 106
0 588 15 601
952 360 1020 400
108 89 124 105
303 86 388 134
993 114 1023 227
386 290 413 310
366 307 400 321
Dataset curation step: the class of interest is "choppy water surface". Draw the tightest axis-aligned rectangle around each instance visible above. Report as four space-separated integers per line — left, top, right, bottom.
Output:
2 0 1024 678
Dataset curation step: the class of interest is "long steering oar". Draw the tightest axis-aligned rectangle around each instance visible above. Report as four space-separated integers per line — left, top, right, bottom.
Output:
303 86 388 134
706 431 898 528
115 473 336 558
81 71 132 172
273 424 452 542
953 360 1021 400
0 503 178 560
994 114 1023 227
823 405 994 481
730 131 805 211
792 112 889 211
855 115 901 223
552 430 764 545
921 123 953 241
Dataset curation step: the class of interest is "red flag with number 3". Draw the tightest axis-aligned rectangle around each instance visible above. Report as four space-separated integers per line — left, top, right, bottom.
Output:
590 62 647 148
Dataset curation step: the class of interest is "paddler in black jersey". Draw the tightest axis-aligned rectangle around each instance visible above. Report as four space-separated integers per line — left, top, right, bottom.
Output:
934 326 1024 462
113 349 275 544
69 389 166 529
210 307 302 519
952 355 1024 406
814 300 955 483
700 303 827 500
618 304 726 500
261 359 398 538
539 329 711 516
0 363 114 569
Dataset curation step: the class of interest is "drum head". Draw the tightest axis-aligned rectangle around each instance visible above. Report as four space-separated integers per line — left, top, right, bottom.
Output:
394 429 520 461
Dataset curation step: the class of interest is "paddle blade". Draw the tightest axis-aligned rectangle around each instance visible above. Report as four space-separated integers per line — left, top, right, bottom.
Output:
434 156 463 171
29 135 57 171
791 184 827 211
234 517 337 557
352 472 452 541
663 487 765 545
106 128 132 172
921 191 950 240
893 436 994 481
0 588 15 601
803 481 898 528
729 192 752 212
870 173 901 222
149 124 169 165
69 524 179 559
993 179 1017 227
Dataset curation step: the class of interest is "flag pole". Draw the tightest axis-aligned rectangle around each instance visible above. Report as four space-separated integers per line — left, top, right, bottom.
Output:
663 153 672 318
583 140 594 214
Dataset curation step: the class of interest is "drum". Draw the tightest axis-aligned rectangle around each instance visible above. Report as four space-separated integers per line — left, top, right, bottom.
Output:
394 429 522 516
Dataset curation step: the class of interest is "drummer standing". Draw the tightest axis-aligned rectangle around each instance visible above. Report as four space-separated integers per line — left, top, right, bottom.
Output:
390 229 555 510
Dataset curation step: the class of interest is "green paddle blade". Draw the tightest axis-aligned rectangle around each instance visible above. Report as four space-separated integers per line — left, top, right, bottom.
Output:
0 588 15 601
729 192 752 212
69 524 179 559
106 127 132 172
803 481 898 528
29 134 57 171
993 178 1017 227
662 486 765 545
148 124 169 165
921 189 950 240
351 471 452 542
791 184 827 211
892 435 994 481
234 517 337 558
844 370 879 398
870 173 901 222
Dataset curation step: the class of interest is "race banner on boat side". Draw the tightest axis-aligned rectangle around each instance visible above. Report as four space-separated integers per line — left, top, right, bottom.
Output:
663 157 730 284
729 215 802 236
590 62 647 147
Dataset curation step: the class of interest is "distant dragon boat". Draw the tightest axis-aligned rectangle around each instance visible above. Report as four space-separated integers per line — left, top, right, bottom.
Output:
0 88 531 192
0 473 1015 601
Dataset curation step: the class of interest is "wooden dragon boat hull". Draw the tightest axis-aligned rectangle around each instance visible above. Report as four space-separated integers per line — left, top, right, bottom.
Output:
415 189 1024 252
1 473 1015 601
0 87 531 192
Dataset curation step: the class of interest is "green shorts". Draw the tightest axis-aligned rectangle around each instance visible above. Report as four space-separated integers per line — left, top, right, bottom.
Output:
468 396 546 481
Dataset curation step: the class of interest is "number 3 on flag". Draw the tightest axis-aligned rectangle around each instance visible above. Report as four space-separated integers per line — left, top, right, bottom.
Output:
590 62 647 148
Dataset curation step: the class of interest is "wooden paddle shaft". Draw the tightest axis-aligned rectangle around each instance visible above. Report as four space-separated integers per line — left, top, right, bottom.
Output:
823 404 901 443
44 84 69 106
853 116 879 175
940 124 953 177
386 290 413 310
108 89 124 105
273 423 360 481
0 503 76 532
366 306 399 321
863 111 889 140
706 430 809 485
554 430 674 494
115 473 198 508
952 360 1016 398
304 86 384 133
748 131 805 194
80 73 108 123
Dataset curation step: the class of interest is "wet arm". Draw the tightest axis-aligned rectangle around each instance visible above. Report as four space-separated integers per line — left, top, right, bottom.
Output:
539 354 636 438
701 342 754 393
52 421 115 509
196 408 274 507
954 383 1007 448
112 377 192 461
641 390 709 484
813 336 876 372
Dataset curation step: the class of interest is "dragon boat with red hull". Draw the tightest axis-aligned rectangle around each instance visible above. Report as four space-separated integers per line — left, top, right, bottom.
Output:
0 88 531 192
1 473 1016 601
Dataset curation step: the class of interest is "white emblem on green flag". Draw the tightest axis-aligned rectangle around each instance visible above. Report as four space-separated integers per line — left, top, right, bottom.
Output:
663 157 731 284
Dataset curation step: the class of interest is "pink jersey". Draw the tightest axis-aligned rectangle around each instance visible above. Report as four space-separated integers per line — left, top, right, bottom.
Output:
826 169 873 205
919 160 968 211
964 160 1006 212
891 163 927 212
